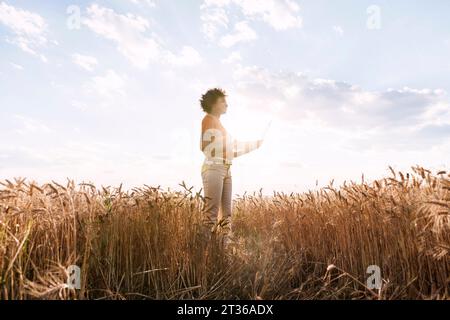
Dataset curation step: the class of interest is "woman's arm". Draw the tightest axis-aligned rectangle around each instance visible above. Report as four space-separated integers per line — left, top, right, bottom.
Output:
232 139 263 158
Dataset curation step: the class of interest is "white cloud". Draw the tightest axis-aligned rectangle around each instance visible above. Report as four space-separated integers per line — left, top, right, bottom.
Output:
128 0 156 7
72 53 98 72
201 6 229 40
229 64 450 151
13 114 52 135
0 139 176 192
71 100 88 111
85 69 127 99
76 69 132 110
83 4 158 68
165 46 202 66
232 0 302 30
10 62 24 70
219 21 257 48
83 4 201 69
0 2 48 62
333 25 344 36
222 51 242 64
201 0 302 45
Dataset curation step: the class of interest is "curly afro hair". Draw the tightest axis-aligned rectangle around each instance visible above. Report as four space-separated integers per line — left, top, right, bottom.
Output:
199 88 227 113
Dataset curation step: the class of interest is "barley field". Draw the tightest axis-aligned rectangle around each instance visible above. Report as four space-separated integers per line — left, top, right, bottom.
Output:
0 166 449 300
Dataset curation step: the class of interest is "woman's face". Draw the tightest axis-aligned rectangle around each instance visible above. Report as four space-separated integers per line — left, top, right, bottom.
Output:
212 96 228 115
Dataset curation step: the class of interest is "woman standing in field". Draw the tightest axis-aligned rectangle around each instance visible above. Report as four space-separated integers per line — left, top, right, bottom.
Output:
199 88 263 236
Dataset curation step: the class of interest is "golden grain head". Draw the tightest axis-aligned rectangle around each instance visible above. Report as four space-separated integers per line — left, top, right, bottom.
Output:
0 166 448 300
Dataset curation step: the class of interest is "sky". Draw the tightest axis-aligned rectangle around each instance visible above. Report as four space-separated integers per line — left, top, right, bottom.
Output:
0 0 449 195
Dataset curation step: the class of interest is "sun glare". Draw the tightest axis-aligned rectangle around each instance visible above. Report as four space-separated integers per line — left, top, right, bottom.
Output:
224 103 283 140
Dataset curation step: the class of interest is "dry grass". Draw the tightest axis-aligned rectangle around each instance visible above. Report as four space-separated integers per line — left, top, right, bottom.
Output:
0 166 449 300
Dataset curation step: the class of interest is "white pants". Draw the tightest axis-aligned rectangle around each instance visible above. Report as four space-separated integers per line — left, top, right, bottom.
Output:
201 163 232 223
